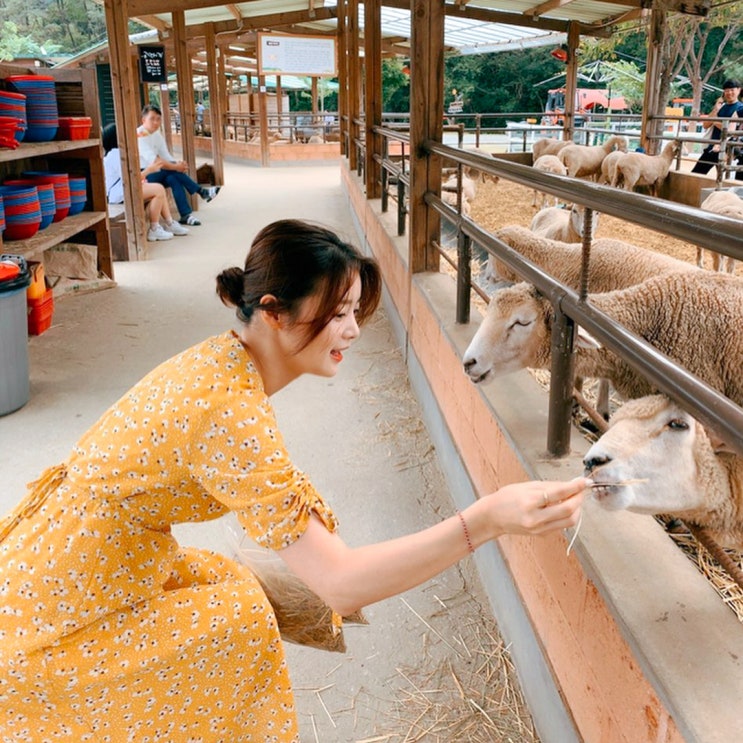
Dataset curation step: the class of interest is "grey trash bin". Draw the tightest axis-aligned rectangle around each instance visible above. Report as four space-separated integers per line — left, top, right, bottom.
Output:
0 254 31 416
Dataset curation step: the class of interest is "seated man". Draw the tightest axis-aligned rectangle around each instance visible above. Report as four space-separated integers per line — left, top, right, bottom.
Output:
137 104 220 226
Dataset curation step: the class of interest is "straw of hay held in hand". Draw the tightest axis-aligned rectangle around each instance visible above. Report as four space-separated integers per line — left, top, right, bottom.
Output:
237 548 367 653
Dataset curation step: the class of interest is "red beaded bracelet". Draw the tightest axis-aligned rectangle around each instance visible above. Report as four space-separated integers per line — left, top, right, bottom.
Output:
457 511 475 554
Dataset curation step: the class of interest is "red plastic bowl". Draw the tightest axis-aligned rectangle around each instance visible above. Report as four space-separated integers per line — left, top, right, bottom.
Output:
3 220 41 241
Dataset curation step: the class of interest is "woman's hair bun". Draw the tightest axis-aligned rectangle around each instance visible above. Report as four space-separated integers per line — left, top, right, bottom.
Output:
215 266 245 308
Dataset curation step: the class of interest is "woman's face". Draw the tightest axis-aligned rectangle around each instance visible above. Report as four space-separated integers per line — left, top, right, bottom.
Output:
282 274 363 378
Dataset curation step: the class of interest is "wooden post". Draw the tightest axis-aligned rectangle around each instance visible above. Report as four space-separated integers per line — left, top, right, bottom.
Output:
337 0 348 156
172 10 197 180
641 6 665 154
205 23 225 185
563 23 580 141
258 75 270 167
103 0 147 260
276 75 283 136
409 0 444 273
347 0 360 172
364 0 382 198
160 84 173 152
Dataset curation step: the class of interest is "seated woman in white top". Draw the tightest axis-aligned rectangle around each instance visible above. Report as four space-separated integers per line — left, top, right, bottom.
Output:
102 123 189 242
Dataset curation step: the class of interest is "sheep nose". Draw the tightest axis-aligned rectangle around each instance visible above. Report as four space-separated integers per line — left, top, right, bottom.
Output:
583 453 612 473
463 358 477 372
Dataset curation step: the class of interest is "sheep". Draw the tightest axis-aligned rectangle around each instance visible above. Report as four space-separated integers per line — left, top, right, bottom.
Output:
612 139 682 196
485 225 698 289
696 190 742 273
532 137 571 161
307 134 325 144
531 155 568 208
441 164 497 215
462 271 743 407
530 204 599 243
598 150 625 185
557 135 628 179
583 395 743 549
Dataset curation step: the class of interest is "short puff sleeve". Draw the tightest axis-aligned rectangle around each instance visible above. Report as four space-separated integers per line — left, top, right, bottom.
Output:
188 386 338 550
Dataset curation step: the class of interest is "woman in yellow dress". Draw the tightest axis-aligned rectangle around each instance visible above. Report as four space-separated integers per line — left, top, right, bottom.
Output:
0 219 588 741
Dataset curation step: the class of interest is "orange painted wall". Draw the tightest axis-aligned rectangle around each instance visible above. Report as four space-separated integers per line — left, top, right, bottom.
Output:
342 165 685 743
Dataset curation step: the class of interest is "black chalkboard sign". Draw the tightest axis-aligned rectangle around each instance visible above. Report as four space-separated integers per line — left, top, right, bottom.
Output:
139 46 167 83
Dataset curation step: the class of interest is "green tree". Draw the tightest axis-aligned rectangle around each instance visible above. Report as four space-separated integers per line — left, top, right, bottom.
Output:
382 58 409 112
0 20 55 61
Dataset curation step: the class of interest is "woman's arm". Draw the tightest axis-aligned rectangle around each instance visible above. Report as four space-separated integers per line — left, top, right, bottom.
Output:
279 477 588 616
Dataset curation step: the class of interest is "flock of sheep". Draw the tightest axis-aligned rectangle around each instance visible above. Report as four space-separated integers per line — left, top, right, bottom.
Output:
457 136 743 550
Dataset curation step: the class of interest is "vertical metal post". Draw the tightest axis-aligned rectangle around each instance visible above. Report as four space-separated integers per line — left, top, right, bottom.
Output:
397 179 406 236
547 308 576 456
381 138 389 212
456 231 471 324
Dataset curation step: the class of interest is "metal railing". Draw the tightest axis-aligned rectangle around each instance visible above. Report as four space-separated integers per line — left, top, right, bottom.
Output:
364 126 743 464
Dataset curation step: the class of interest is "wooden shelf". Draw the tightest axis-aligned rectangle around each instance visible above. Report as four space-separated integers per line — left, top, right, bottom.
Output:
2 211 106 262
0 138 101 163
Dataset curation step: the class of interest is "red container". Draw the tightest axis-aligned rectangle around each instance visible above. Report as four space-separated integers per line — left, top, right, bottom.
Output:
56 116 92 140
27 287 54 335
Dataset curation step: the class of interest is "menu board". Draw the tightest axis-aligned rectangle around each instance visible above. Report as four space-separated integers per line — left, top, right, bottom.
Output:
139 45 167 83
258 34 337 77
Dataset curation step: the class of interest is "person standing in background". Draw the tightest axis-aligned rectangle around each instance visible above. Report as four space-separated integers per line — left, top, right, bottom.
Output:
691 79 743 181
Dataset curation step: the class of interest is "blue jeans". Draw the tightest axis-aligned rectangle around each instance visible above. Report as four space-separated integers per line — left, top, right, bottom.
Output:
145 170 200 217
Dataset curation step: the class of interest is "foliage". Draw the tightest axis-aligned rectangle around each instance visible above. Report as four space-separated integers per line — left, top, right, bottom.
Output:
382 58 410 112
0 0 107 56
0 20 57 61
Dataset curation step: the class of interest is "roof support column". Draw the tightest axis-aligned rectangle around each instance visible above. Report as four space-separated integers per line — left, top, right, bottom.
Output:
103 0 147 260
337 0 349 157
258 75 270 167
562 23 580 141
641 4 665 154
364 0 382 198
205 23 225 185
347 0 360 172
172 10 197 183
409 0 444 272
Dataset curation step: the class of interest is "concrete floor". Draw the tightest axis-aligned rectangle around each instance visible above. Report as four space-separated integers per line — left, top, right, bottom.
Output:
0 162 511 741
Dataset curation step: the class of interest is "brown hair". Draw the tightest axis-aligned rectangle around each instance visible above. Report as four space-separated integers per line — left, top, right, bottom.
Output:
216 220 382 349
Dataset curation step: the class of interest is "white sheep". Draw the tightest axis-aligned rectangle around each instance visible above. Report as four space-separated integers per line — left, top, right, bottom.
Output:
583 395 743 549
441 164 497 215
531 155 568 208
485 225 697 289
612 139 682 196
696 190 742 273
530 204 599 243
462 271 743 406
532 137 571 161
558 135 628 179
598 150 625 185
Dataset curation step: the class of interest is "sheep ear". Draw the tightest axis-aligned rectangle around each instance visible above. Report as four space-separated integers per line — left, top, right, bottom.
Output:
576 326 602 349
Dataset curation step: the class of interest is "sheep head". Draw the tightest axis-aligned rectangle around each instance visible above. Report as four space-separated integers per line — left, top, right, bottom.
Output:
463 283 551 383
583 395 721 515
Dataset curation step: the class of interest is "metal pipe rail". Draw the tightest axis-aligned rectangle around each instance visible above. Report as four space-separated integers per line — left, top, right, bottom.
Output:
423 139 743 258
424 190 743 458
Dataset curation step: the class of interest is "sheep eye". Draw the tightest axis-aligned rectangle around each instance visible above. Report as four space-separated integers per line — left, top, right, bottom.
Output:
509 319 533 330
667 418 689 431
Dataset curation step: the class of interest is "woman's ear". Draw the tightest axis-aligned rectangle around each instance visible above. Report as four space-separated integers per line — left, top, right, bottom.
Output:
259 295 284 329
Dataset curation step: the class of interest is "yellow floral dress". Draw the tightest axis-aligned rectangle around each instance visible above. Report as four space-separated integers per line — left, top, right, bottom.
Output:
0 331 338 742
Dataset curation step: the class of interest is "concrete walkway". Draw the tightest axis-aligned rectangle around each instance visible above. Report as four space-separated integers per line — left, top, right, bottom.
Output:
0 161 528 741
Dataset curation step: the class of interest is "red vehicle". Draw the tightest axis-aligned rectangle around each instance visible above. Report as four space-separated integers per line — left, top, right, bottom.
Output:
542 87 630 126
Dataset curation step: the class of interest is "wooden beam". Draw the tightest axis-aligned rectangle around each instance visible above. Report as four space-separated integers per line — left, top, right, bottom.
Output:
136 14 172 32
347 0 360 172
173 10 198 186
337 0 348 156
226 4 242 21
130 0 242 17
364 0 382 198
525 0 576 18
383 0 612 36
409 0 443 274
104 0 148 260
257 75 269 167
562 22 580 139
205 23 225 185
641 5 665 153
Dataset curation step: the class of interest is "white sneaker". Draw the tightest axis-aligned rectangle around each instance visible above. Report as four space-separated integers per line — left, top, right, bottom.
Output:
147 224 174 241
165 220 189 236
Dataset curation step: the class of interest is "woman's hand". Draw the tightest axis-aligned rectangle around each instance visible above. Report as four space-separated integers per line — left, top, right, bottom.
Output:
473 477 589 540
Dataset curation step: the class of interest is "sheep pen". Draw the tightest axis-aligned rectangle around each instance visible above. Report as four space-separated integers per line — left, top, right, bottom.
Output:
438 178 743 622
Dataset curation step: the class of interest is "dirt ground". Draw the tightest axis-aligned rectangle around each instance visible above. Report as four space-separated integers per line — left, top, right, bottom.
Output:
468 179 742 277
